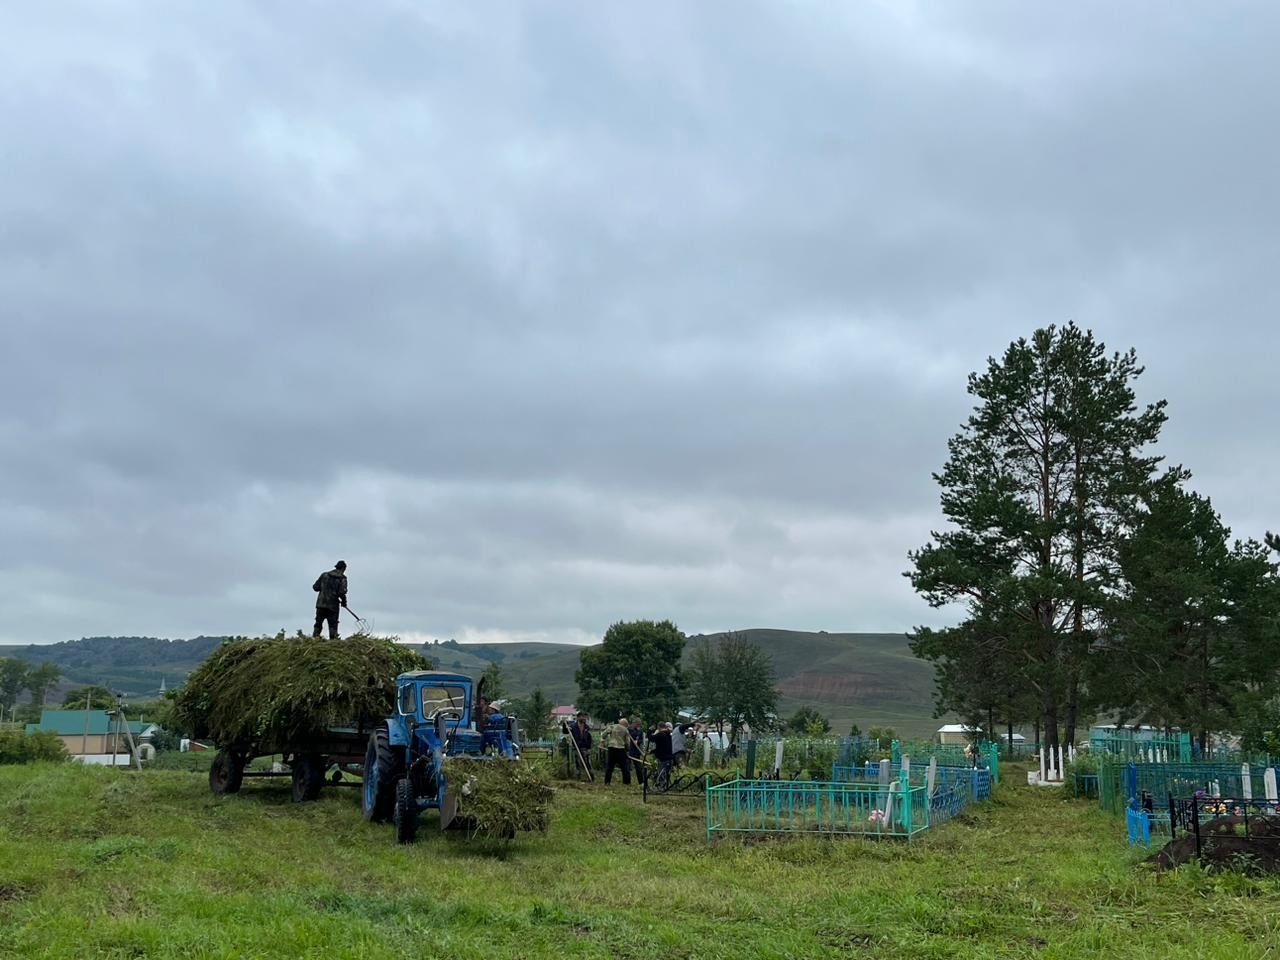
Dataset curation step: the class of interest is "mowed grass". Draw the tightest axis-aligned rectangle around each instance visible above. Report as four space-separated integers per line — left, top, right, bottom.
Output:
1 763 1278 960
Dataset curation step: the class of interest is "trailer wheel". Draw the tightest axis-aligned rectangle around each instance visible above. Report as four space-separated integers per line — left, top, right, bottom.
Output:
291 754 325 803
394 777 418 844
209 750 245 796
362 729 403 823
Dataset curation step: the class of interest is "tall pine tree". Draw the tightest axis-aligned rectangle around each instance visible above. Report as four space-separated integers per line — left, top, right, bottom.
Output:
909 324 1165 753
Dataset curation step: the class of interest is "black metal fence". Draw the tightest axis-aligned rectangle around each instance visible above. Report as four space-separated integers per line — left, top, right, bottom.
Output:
643 769 736 802
1167 795 1280 857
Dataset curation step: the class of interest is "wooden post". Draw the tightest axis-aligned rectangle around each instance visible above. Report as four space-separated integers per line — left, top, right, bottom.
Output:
926 757 937 798
1264 768 1278 802
773 740 784 778
1242 764 1252 801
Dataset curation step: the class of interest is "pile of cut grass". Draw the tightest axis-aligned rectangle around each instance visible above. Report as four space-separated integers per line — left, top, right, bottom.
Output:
444 757 555 838
172 632 427 749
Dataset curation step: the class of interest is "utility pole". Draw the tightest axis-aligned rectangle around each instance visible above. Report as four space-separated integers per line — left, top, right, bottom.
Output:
81 691 91 760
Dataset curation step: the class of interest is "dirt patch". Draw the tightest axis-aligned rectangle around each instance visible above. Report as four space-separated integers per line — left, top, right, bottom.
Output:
1148 816 1280 874
0 882 33 903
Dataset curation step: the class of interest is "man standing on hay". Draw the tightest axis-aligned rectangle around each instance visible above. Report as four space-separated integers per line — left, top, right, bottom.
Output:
312 560 349 639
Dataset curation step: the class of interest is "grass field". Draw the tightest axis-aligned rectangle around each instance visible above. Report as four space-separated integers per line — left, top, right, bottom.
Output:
2 761 1278 960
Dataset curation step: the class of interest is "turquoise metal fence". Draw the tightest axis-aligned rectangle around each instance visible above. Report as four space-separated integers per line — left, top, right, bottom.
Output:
1089 730 1192 763
705 778 929 839
1098 760 1279 815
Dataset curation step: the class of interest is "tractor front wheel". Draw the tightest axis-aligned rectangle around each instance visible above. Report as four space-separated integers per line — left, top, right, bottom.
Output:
394 778 419 845
291 754 325 803
209 750 245 796
362 729 403 823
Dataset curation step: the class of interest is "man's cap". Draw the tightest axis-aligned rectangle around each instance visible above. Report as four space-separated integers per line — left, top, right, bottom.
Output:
335 560 347 570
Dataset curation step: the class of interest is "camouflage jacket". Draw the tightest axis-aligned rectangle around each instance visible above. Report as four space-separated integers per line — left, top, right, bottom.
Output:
313 569 348 609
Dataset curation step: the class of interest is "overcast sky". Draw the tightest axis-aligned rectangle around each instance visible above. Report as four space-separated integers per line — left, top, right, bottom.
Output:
2 3 1277 646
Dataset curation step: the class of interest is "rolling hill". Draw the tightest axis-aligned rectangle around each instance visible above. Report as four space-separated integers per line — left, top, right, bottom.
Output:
1 629 945 737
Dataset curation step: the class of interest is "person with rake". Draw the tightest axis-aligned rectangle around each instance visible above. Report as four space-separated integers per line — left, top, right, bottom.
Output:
312 560 350 639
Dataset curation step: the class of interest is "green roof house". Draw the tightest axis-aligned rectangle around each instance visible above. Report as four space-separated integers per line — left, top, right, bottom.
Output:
25 709 151 759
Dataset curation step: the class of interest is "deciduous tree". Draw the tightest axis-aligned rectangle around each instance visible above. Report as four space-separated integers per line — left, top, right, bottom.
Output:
0 658 29 715
786 706 830 735
686 632 779 743
575 620 685 724
24 662 60 708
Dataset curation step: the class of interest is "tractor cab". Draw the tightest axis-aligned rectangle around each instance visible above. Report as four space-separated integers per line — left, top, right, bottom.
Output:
390 671 518 759
396 671 473 730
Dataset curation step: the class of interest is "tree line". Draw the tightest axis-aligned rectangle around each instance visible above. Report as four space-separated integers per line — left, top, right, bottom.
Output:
0 657 62 720
909 324 1280 754
568 619 846 741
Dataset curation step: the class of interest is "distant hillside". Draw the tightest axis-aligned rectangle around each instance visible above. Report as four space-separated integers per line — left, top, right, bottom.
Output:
1 629 943 737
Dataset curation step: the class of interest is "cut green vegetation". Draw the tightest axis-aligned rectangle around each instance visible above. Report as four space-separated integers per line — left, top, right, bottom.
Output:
171 632 427 747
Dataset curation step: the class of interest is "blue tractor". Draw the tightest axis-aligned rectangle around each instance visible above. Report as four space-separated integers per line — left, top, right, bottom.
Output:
361 670 519 843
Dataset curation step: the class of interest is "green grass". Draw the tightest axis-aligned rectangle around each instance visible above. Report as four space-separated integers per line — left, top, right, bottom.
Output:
2 762 1278 959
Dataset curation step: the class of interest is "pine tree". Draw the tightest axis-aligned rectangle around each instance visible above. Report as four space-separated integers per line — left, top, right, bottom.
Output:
910 612 1037 746
1092 478 1280 747
909 324 1166 754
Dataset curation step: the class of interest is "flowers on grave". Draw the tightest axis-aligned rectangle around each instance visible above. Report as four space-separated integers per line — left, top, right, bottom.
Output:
867 808 888 827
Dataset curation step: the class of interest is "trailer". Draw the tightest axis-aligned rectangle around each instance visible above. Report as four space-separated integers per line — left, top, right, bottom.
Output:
207 720 378 803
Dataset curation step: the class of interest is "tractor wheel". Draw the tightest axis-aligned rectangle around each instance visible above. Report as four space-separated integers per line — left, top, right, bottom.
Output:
394 777 419 845
362 729 403 823
209 750 245 796
291 755 325 803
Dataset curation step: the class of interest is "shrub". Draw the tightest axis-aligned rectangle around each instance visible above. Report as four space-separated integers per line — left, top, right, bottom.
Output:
0 730 68 764
1064 752 1099 798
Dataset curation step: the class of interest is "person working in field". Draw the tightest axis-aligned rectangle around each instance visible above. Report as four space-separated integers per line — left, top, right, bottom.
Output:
312 560 349 639
647 722 674 787
603 716 632 785
564 712 593 779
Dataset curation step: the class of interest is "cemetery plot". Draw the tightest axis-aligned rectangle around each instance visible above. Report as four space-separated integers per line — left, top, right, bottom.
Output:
706 754 994 839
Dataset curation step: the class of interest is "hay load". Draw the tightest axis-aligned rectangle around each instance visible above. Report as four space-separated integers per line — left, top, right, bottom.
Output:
173 632 428 749
443 757 555 838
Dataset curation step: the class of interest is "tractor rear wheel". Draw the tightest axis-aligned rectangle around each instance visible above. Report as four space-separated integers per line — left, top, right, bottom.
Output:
394 777 419 844
362 729 403 823
291 754 325 802
209 750 244 796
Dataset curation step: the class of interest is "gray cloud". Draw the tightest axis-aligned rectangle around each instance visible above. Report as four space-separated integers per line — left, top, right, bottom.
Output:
2 2 1277 644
